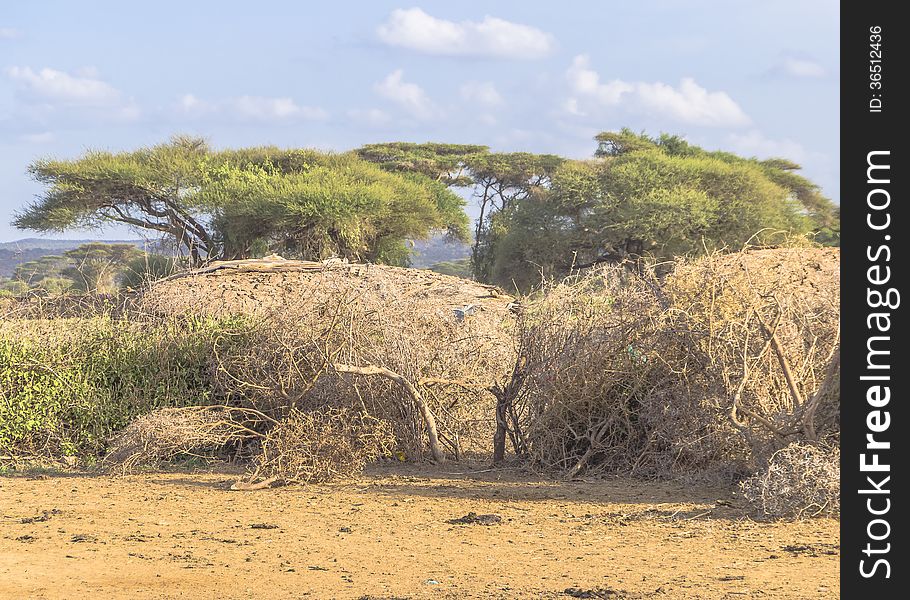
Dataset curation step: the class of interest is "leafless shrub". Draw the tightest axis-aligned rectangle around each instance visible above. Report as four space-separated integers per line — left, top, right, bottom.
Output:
511 247 840 479
245 407 396 485
740 442 840 518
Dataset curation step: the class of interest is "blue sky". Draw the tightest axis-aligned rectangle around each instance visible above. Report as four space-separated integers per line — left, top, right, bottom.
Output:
1 0 839 241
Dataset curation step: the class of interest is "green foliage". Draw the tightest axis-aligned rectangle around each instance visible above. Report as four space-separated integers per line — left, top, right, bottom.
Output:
201 151 468 263
17 136 213 260
465 152 565 282
16 133 836 289
61 242 145 291
13 254 69 286
120 253 184 289
758 160 840 246
33 277 74 295
16 137 469 264
485 131 838 290
355 142 488 186
357 134 835 289
0 317 250 457
0 280 30 296
594 129 660 156
10 242 146 293
355 143 564 279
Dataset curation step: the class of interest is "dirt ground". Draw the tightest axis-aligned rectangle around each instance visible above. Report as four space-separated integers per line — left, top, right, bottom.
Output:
0 463 838 599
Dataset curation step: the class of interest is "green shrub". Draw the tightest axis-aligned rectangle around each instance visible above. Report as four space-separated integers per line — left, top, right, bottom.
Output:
120 253 185 290
0 316 252 458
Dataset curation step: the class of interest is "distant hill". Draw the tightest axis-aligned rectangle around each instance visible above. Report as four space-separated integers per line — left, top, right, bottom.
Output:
408 235 471 269
0 238 151 251
0 235 471 278
0 239 152 278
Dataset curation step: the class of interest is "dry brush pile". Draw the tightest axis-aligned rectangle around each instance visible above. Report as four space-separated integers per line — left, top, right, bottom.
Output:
108 258 517 485
740 441 840 518
4 249 841 515
103 405 270 474
500 247 840 500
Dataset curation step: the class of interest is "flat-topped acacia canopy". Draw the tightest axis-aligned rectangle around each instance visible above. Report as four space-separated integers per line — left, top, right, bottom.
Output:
16 136 469 265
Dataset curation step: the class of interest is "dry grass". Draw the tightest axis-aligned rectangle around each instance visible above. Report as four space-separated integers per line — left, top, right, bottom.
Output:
740 442 840 518
246 407 396 485
103 406 271 473
0 292 130 320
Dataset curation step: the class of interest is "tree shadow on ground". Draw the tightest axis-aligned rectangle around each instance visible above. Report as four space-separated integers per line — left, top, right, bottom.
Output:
3 460 745 515
348 461 738 509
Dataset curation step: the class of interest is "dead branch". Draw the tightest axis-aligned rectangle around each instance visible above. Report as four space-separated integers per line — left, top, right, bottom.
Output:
333 363 445 463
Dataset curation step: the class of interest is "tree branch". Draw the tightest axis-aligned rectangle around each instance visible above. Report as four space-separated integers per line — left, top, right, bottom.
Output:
332 363 445 463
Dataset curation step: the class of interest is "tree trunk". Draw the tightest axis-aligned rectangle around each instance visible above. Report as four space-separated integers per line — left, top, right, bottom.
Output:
492 393 508 464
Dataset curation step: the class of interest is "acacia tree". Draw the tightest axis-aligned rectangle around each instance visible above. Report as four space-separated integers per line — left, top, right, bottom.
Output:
355 143 564 280
11 254 72 293
594 129 839 240
60 243 145 292
355 142 487 187
15 137 469 265
12 242 145 293
465 152 564 282
489 132 839 290
200 149 469 263
18 136 214 262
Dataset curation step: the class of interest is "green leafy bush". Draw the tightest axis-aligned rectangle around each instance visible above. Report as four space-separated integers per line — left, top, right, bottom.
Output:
120 253 184 289
0 316 251 457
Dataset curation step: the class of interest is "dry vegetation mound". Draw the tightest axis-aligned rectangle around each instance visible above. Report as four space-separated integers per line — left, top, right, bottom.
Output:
136 258 512 321
6 249 841 512
511 247 840 486
103 406 267 473
135 258 517 465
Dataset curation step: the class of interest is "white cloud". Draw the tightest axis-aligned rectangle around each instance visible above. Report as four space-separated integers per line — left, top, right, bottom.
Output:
177 93 212 114
774 56 826 78
377 8 554 59
1 27 22 39
636 79 750 127
567 57 633 104
562 98 585 117
4 66 140 122
347 108 392 127
374 69 440 119
73 66 101 79
5 66 122 106
175 93 327 122
727 130 807 162
232 96 327 121
459 81 503 107
564 55 751 128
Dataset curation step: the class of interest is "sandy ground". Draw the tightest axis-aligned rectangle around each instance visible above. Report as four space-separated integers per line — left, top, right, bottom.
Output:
0 464 838 599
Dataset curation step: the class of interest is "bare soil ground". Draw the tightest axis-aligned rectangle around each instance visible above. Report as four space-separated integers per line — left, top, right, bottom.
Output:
0 463 837 599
